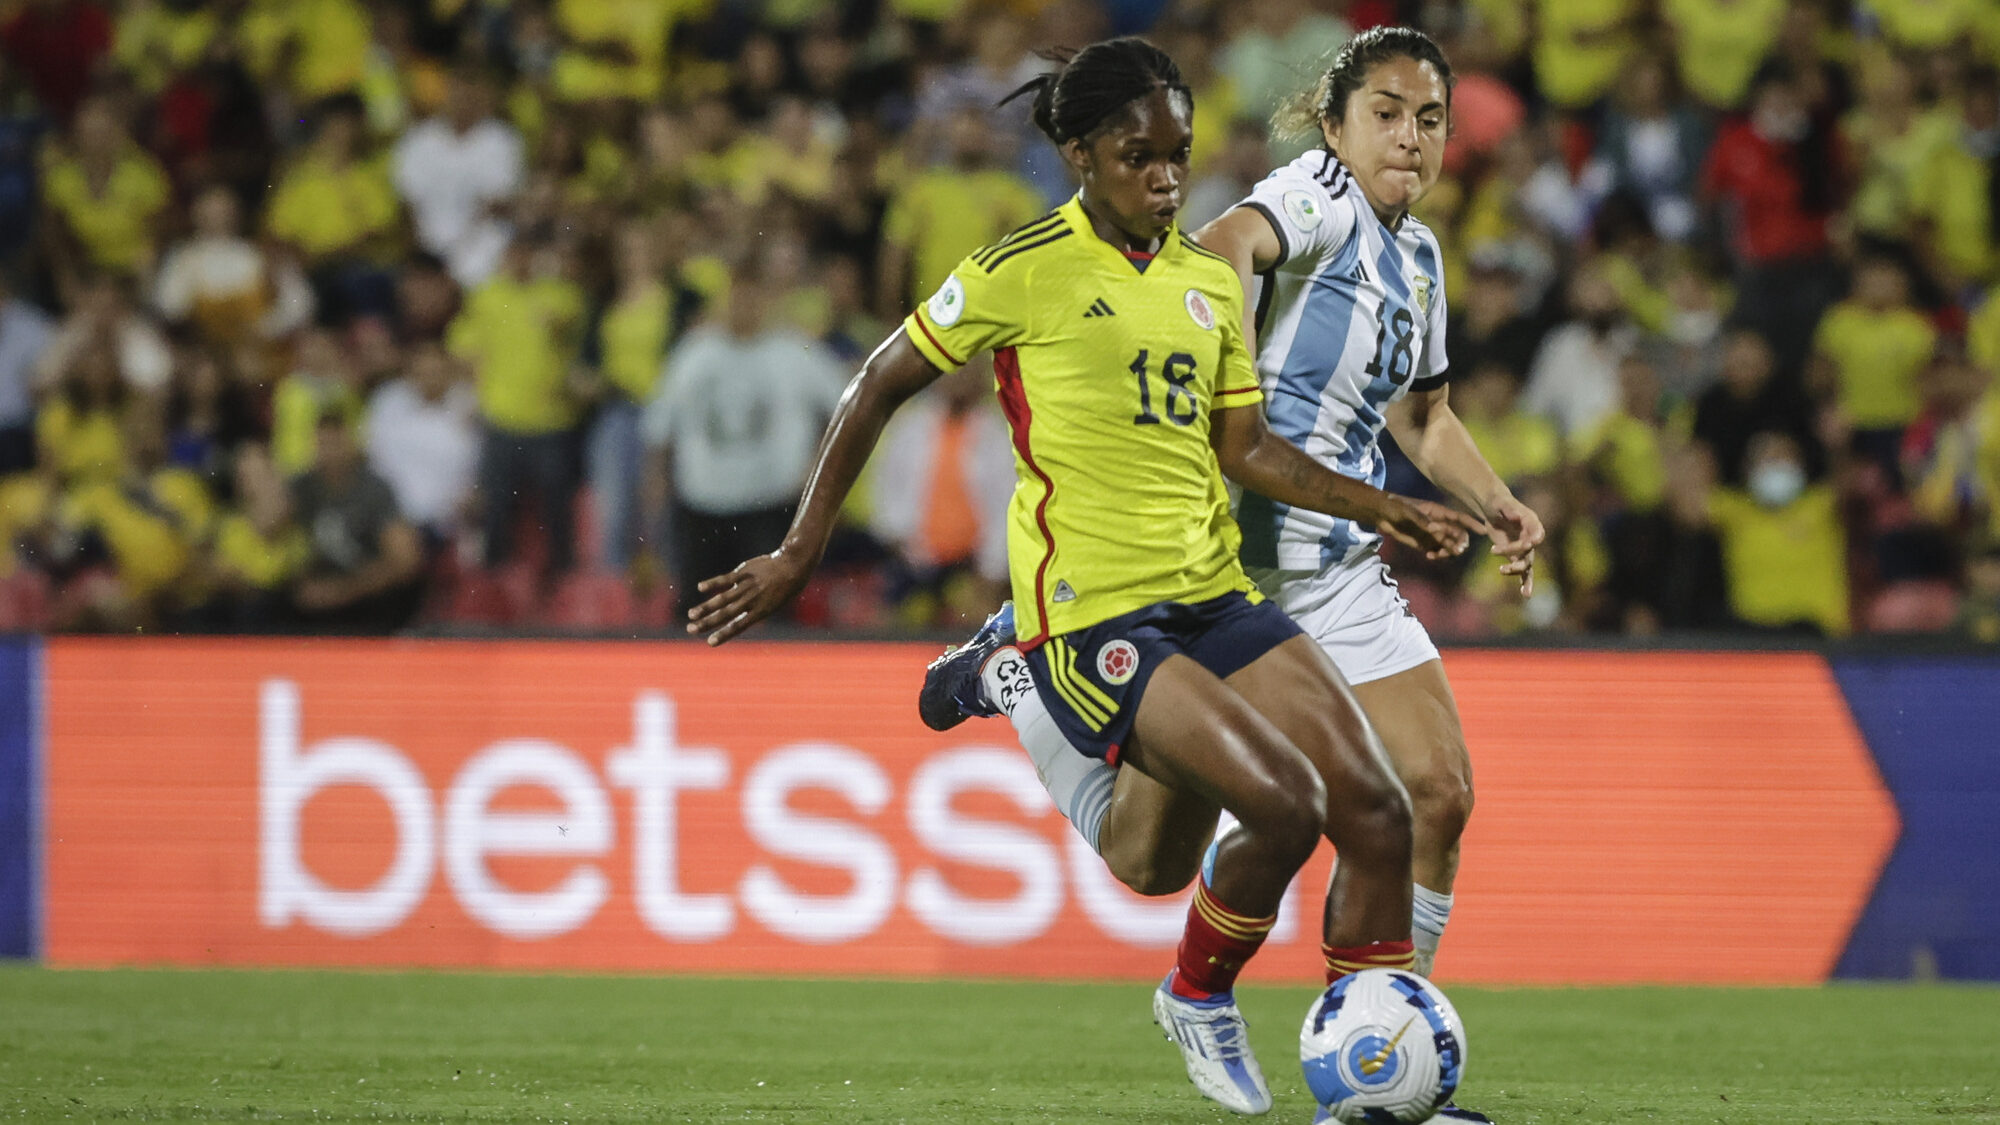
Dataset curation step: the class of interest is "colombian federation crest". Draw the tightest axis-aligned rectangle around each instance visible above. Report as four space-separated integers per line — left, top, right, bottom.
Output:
928 275 966 326
1097 639 1140 685
1412 274 1434 316
1185 288 1215 331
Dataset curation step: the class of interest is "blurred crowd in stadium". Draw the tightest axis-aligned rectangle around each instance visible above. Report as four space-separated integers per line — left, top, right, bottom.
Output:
0 0 1997 640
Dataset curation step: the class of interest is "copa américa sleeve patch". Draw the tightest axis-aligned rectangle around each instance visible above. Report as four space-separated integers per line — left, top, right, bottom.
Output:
1282 189 1323 232
927 275 967 327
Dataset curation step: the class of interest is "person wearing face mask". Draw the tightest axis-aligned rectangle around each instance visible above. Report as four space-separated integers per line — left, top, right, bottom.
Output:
1702 430 1850 636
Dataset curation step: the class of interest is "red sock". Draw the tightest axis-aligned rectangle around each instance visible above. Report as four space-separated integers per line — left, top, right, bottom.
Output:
1323 939 1416 984
1169 877 1276 999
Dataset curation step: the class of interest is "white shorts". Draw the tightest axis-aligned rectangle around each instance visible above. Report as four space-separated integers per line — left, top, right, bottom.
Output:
1246 550 1439 686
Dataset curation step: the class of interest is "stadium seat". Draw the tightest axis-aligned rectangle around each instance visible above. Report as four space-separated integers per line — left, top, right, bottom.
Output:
445 564 539 627
0 568 51 632
1863 581 1960 634
636 583 677 630
540 570 637 631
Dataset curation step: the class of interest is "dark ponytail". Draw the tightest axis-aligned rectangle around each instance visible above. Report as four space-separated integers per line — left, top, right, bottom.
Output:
1001 37 1190 146
1274 25 1455 141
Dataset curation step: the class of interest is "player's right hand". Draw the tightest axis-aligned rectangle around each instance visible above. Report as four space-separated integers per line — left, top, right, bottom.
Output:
1375 497 1484 559
686 549 813 646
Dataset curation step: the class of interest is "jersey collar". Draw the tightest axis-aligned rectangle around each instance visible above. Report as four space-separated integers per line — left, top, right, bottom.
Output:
1061 193 1179 274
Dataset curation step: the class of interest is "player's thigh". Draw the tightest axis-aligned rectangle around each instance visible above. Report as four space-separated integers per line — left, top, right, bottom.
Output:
1348 659 1472 806
1121 652 1324 834
1097 765 1218 896
1222 632 1404 815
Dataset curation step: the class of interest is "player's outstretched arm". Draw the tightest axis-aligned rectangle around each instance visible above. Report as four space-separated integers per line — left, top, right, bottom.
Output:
1190 207 1283 355
1384 386 1545 594
687 330 944 645
1211 401 1483 558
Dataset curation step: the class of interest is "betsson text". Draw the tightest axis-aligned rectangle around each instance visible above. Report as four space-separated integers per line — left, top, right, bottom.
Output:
256 679 1309 948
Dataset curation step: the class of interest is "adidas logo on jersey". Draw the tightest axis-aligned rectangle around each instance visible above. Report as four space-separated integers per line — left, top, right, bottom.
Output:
1083 298 1116 318
1051 580 1078 603
1349 260 1370 284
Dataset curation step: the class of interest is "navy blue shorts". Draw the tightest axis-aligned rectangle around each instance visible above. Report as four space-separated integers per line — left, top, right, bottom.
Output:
1023 590 1302 764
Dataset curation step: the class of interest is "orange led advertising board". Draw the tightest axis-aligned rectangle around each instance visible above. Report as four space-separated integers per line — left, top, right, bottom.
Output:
41 640 1896 984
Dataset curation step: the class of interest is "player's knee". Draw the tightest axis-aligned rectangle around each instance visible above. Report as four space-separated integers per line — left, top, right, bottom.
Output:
1249 764 1326 868
1331 770 1413 865
1404 757 1473 843
1102 833 1201 897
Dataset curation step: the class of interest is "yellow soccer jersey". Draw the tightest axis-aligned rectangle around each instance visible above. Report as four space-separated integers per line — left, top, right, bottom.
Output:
902 196 1264 647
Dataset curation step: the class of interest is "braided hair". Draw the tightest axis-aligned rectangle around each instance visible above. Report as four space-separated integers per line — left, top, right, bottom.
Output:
1001 37 1191 147
1273 26 1455 142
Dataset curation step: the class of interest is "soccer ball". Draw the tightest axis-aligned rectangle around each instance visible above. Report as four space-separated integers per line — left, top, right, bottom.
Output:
1300 969 1466 1124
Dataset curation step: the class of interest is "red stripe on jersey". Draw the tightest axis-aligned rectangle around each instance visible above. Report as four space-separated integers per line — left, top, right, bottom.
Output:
992 346 1055 650
911 309 965 368
1214 386 1260 399
1123 251 1154 262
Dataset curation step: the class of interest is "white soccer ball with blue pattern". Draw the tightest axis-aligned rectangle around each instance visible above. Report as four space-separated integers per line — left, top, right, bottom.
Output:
1300 969 1466 1123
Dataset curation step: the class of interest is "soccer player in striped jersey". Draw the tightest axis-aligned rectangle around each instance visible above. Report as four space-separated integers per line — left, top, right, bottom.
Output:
1219 24 1546 977
689 37 1483 1117
923 28 1536 1123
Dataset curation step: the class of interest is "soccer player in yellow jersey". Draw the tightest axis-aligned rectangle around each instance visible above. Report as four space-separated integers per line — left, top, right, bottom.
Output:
690 38 1480 1117
920 31 1535 1123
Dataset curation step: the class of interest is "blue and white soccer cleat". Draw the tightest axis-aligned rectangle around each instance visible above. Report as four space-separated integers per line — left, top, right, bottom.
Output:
1152 974 1274 1115
916 601 1015 731
1310 1103 1493 1123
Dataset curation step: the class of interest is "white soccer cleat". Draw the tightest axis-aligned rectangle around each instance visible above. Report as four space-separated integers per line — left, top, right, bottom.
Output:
1152 974 1274 1115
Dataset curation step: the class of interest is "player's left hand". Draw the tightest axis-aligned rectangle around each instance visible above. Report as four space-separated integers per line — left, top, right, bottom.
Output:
686 548 813 646
1484 495 1545 597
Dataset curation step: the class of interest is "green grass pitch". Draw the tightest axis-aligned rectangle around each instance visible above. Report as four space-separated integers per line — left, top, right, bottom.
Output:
1 967 1996 1123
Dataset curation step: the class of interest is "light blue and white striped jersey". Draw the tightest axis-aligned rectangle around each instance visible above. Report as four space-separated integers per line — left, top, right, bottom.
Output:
1232 150 1451 570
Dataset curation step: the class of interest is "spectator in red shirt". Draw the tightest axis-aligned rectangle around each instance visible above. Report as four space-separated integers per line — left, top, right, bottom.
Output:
1702 62 1847 375
0 0 111 125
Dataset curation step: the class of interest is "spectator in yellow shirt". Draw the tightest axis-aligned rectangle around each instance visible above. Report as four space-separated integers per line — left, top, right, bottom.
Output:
41 401 212 630
113 0 220 95
187 442 310 632
1662 0 1787 110
448 237 586 577
1534 0 1642 111
1810 255 1937 477
1579 354 1669 514
265 96 401 322
1910 66 2000 290
1706 431 1850 635
1451 361 1564 488
1864 0 1981 52
580 220 695 573
1906 352 1999 540
1841 51 1958 249
237 0 373 103
40 95 171 295
270 328 365 477
877 106 1045 317
36 338 127 488
550 0 677 105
